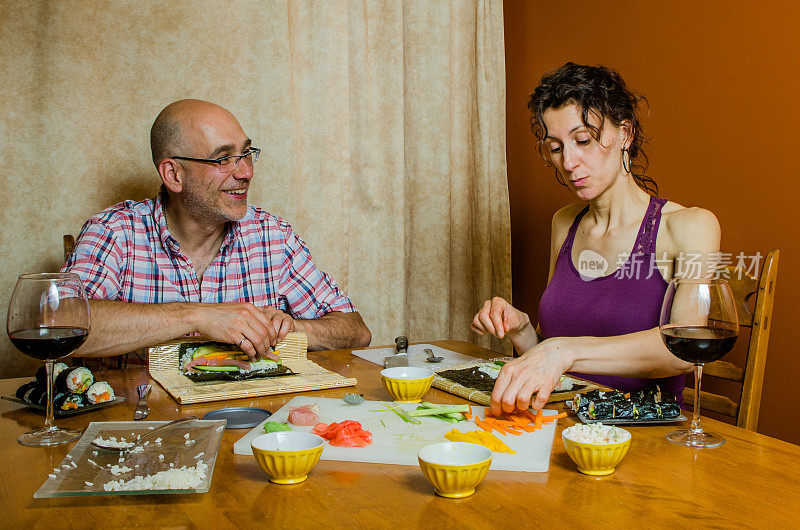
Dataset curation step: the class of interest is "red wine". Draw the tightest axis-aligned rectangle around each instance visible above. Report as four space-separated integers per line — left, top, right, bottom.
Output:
660 326 737 364
9 327 89 360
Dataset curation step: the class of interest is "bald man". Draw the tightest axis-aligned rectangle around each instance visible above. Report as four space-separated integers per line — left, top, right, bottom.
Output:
62 100 371 359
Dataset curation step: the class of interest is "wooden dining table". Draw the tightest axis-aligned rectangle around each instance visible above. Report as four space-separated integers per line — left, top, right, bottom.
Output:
2 339 799 527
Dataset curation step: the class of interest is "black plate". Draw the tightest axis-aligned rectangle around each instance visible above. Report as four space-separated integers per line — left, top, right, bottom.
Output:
1 395 126 417
576 411 687 425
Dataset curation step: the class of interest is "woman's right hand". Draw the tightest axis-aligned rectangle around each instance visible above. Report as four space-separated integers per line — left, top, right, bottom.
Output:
471 297 530 340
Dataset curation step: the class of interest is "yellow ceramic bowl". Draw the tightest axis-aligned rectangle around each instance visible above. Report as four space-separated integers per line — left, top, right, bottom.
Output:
418 442 492 498
380 367 434 403
561 426 631 476
251 432 325 484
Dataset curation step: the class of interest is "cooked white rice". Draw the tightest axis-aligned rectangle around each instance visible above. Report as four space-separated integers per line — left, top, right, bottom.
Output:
477 363 501 379
102 461 208 491
92 436 134 450
563 423 630 444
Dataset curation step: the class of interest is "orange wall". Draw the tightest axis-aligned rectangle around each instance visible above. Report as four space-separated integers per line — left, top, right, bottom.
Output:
504 0 800 444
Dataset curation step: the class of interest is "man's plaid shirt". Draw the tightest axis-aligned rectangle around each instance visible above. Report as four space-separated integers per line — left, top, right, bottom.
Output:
62 194 356 318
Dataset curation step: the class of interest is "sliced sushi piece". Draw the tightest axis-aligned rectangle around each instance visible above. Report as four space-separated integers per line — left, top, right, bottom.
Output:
55 367 94 394
16 380 38 400
27 385 48 406
35 362 70 385
53 392 85 411
86 381 115 404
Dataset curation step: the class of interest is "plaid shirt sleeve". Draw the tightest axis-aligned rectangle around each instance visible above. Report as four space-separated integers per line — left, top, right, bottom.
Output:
277 221 356 319
61 218 125 301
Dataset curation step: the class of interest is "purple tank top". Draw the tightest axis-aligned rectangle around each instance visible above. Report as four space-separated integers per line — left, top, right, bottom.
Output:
538 196 685 400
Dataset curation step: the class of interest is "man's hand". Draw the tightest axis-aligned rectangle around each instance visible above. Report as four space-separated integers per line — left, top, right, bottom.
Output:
471 297 530 340
191 302 280 361
261 305 296 345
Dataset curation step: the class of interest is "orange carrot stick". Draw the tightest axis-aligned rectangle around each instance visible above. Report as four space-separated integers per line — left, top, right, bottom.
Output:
540 412 568 423
534 409 544 429
490 421 515 436
474 417 493 433
508 413 532 425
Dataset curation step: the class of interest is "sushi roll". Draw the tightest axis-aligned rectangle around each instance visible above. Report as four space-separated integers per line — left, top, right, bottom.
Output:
53 392 85 411
55 366 93 394
85 381 115 404
27 385 48 406
15 380 38 400
35 362 70 385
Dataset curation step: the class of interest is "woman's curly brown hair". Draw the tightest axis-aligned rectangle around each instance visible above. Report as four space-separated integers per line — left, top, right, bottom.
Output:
527 62 656 195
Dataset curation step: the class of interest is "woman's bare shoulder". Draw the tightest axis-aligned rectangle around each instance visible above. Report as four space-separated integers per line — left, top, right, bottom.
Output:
661 201 720 252
552 202 585 228
550 202 585 243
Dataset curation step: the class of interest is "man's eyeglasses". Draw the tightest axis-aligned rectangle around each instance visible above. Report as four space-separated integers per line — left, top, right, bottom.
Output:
170 148 261 171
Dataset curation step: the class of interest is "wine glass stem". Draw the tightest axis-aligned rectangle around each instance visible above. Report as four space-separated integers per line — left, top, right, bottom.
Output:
44 360 56 432
690 364 704 432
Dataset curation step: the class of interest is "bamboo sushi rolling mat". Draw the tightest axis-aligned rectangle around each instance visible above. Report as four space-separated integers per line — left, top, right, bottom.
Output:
432 358 601 406
148 332 357 404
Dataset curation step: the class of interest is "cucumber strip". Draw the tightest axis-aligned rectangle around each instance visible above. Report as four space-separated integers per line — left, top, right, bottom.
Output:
382 402 421 424
416 403 465 421
193 365 239 372
430 415 459 424
406 405 469 417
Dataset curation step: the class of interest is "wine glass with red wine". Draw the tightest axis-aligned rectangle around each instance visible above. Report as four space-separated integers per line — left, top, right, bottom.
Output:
7 273 90 446
659 277 738 448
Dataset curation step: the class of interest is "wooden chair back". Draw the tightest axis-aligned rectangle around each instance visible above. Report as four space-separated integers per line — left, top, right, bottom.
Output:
683 249 779 431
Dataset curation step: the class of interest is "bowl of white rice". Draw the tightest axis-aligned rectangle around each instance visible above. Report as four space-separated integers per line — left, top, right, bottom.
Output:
561 423 631 475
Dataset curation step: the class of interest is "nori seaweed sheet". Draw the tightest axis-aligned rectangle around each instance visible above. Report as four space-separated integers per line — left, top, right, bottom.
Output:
437 366 587 395
183 365 294 382
437 367 497 392
179 341 295 382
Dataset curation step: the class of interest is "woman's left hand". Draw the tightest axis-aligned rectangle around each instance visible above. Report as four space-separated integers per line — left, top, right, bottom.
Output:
490 338 571 415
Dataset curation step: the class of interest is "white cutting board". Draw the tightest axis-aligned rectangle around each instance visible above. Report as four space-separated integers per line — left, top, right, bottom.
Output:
351 343 482 369
233 396 558 472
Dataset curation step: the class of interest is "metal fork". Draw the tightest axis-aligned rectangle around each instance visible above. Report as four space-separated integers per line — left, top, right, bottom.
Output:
133 384 151 420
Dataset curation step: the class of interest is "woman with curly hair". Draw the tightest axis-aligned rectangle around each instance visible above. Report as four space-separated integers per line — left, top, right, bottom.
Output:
472 63 720 415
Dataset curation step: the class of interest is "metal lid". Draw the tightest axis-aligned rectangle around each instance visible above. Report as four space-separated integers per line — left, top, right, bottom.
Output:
203 407 272 429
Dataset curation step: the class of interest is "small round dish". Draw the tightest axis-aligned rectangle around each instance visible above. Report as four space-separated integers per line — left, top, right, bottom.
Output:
203 407 271 429
418 441 492 498
380 367 434 403
561 424 631 475
251 431 325 484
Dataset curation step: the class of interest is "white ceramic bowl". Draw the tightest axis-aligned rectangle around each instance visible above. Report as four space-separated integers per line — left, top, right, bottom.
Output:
251 432 325 484
417 442 492 498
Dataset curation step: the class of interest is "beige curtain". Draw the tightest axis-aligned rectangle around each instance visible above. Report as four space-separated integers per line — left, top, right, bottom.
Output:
0 0 511 378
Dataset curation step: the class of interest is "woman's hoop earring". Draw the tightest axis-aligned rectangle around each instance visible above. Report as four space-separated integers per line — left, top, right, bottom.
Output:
621 148 632 174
